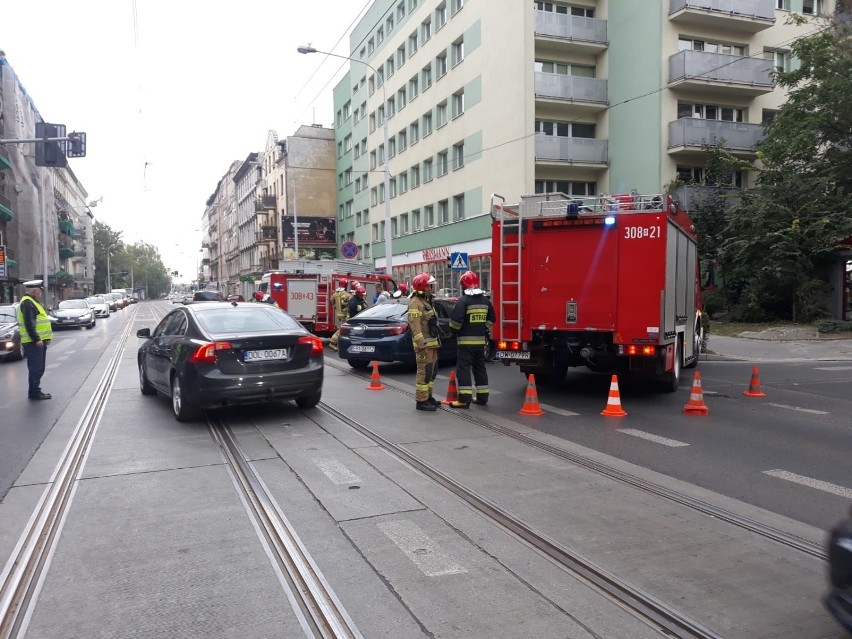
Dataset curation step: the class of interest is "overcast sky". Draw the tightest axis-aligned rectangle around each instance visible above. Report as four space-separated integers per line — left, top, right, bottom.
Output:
1 0 370 280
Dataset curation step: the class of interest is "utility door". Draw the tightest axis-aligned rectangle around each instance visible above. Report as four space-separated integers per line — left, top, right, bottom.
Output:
286 278 318 320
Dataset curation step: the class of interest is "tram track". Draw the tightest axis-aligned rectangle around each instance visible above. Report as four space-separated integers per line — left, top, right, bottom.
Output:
325 359 826 562
0 306 139 639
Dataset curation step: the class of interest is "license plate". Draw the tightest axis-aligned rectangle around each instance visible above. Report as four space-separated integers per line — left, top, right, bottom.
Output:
244 348 288 362
349 345 375 353
496 350 531 360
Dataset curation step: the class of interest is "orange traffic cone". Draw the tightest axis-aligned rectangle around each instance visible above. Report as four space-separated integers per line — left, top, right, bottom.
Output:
683 371 709 415
519 375 544 416
442 370 460 405
743 366 766 398
366 360 385 391
600 375 627 417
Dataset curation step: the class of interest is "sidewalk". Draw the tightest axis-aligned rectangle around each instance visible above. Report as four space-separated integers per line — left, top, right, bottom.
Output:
703 326 852 362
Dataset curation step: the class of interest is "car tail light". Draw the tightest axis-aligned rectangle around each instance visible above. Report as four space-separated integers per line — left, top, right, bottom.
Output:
188 341 233 364
339 324 351 336
620 345 656 356
386 323 408 336
299 335 324 356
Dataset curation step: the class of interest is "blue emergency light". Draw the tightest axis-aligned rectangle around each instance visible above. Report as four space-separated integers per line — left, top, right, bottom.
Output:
604 216 616 226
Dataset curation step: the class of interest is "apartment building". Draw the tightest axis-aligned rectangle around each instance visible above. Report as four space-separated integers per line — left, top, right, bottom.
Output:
333 0 835 291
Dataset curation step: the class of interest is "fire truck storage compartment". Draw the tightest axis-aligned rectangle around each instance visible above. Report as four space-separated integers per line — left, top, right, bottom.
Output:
286 279 318 321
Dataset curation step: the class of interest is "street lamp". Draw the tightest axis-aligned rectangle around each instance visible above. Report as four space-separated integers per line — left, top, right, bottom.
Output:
297 45 393 277
106 243 118 292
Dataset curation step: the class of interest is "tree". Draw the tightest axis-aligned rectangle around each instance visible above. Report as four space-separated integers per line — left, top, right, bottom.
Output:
720 12 852 322
93 221 123 294
93 222 171 297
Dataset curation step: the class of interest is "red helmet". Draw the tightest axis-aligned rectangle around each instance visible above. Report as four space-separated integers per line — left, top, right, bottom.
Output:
253 291 265 301
355 285 366 296
459 271 479 290
350 280 361 290
339 278 348 289
397 283 409 295
412 273 435 292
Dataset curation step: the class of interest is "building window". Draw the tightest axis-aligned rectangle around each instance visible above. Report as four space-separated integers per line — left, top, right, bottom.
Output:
437 150 448 176
439 199 449 223
437 100 448 128
378 105 385 124
762 108 780 123
411 164 420 188
409 76 419 100
386 57 395 78
676 102 744 122
390 177 397 198
398 1 406 19
535 60 596 77
378 144 385 164
369 75 375 95
373 223 380 241
398 87 407 110
453 194 465 220
764 49 791 73
423 158 434 182
409 32 419 56
423 112 433 136
401 213 410 234
392 217 398 237
801 0 822 13
343 101 352 119
425 204 435 227
534 180 597 196
677 38 745 56
368 37 375 54
412 208 421 231
452 38 464 66
453 142 464 169
344 134 352 152
387 15 394 32
776 0 789 9
388 138 397 158
436 53 448 78
399 130 408 152
422 18 432 42
452 0 464 13
410 120 420 144
535 120 597 137
422 64 433 90
344 168 353 185
377 26 384 44
397 45 406 68
387 97 396 118
436 2 447 29
371 188 378 206
452 90 464 118
399 172 408 194
370 150 377 170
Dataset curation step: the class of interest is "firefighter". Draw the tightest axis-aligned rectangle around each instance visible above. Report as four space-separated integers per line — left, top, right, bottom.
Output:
328 278 351 351
347 285 368 319
448 270 495 407
408 272 440 411
392 282 409 300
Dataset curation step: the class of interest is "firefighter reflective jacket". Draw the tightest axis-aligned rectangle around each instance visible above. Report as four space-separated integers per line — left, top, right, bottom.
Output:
332 288 351 319
448 292 495 346
347 295 367 319
408 293 440 350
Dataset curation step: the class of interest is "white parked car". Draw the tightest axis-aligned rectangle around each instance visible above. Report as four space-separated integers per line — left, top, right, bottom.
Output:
86 295 111 318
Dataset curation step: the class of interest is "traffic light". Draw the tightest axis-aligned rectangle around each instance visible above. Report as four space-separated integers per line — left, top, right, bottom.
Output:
67 132 87 158
34 123 68 168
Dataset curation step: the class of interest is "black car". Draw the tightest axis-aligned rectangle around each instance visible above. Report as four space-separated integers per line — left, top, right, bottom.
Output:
193 290 222 301
826 509 852 633
338 297 459 369
0 304 24 362
137 302 324 421
51 299 96 329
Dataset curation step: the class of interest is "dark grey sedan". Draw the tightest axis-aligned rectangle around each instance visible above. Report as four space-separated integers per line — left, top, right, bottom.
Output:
0 305 24 362
137 302 324 421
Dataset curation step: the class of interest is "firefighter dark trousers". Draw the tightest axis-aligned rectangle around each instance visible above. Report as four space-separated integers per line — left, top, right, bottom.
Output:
456 344 488 404
415 347 438 402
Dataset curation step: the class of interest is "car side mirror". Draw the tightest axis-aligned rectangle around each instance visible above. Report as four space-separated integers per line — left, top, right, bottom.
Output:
136 328 151 338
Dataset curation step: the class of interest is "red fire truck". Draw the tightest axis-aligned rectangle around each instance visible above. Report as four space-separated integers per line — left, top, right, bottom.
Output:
259 259 396 335
490 191 703 391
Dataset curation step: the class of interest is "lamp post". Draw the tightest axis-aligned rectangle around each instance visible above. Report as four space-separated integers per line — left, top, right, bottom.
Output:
297 45 393 276
106 243 118 293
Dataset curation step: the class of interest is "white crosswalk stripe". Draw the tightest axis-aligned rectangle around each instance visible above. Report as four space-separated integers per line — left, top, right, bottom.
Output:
763 469 852 499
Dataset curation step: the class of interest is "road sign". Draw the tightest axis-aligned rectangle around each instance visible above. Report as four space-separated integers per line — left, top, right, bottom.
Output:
341 241 359 259
450 252 469 271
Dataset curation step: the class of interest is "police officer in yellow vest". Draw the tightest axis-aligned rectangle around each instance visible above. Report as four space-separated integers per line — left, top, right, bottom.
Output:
17 280 54 400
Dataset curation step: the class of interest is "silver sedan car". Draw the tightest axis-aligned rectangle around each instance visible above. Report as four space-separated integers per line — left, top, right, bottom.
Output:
86 295 111 318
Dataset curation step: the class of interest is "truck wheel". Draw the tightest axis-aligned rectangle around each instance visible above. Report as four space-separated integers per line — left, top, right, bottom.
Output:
661 342 682 392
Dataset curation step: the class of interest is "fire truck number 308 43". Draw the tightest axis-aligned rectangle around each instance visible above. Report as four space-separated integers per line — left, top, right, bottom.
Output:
624 225 662 239
290 291 315 301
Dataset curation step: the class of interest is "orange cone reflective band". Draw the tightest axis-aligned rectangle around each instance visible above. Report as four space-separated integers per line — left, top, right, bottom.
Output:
743 366 766 398
519 374 544 416
600 375 627 417
367 360 385 390
442 370 460 405
683 371 709 415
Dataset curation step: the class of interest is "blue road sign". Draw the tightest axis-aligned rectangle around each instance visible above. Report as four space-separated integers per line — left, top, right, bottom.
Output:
450 252 469 271
340 241 359 259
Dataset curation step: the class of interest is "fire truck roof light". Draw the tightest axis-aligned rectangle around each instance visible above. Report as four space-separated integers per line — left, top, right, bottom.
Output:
604 216 616 226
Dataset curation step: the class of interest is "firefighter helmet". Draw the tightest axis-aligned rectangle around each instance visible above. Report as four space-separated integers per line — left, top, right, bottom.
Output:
412 273 435 292
339 278 348 289
459 271 479 290
355 285 366 297
253 291 265 301
350 280 361 290
397 283 409 295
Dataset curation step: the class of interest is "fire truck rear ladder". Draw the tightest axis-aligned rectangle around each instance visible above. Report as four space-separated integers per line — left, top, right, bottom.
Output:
491 194 522 344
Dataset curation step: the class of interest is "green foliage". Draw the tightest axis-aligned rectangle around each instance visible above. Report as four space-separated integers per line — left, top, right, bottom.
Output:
816 318 852 333
701 290 727 319
715 17 852 322
93 221 171 297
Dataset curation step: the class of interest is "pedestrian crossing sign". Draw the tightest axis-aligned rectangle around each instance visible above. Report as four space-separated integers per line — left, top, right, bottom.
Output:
450 252 469 271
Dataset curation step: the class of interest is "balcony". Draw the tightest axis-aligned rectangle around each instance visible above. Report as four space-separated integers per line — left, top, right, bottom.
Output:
669 0 775 33
669 50 774 96
534 11 607 55
58 219 75 235
0 144 11 171
0 192 13 223
256 225 278 244
201 257 210 266
668 118 764 156
255 195 277 212
59 247 76 260
535 134 608 167
535 72 608 118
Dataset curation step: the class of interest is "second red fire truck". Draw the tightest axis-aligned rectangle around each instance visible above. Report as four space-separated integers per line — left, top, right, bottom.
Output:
490 191 703 391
